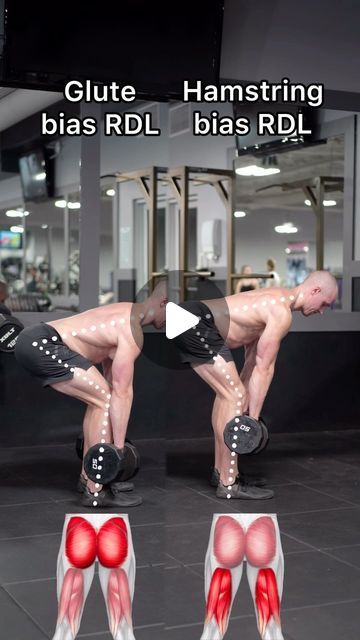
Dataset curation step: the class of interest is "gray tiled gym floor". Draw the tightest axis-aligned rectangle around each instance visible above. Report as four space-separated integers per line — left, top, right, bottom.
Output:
0 431 359 639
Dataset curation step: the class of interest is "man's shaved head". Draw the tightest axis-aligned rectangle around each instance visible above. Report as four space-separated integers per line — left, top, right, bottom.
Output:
302 271 338 297
298 270 338 316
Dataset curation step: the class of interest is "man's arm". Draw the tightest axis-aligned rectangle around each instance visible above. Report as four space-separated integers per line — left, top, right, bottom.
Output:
248 310 291 420
108 340 140 449
102 358 113 386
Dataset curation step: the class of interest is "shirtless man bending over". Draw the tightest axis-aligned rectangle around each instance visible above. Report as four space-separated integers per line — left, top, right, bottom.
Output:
173 271 338 500
15 281 167 508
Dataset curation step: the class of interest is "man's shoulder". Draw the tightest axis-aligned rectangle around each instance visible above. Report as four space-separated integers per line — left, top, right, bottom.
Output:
267 301 292 333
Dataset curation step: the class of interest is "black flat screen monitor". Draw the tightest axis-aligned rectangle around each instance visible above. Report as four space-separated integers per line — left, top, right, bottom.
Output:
3 1 224 98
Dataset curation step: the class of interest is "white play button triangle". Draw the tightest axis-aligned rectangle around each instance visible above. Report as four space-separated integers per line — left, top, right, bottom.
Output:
166 302 199 339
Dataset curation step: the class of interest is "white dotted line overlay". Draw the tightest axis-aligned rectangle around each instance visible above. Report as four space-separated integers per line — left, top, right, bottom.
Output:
31 318 131 507
193 293 301 499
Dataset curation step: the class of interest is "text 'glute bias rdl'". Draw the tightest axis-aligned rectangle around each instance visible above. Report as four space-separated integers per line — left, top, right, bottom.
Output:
41 79 324 137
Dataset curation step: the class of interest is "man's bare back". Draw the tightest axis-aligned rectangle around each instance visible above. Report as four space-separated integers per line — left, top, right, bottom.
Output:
48 302 143 364
205 287 294 349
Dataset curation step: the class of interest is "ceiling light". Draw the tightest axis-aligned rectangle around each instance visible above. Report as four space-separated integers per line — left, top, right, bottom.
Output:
55 199 67 208
285 248 291 254
106 188 116 197
234 210 246 218
275 222 298 234
236 164 280 177
41 224 48 229
68 202 81 210
10 225 24 233
5 209 29 218
34 172 46 181
305 199 337 207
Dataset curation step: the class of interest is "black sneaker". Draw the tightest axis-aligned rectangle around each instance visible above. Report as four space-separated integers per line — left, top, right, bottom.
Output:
210 467 267 488
77 474 134 494
216 480 274 500
80 485 143 508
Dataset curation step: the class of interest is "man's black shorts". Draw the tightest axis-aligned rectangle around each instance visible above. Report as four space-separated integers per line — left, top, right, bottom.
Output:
172 300 233 365
14 323 92 387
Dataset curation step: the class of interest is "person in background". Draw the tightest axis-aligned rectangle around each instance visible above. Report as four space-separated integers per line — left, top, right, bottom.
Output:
0 278 11 315
235 265 260 293
265 258 281 287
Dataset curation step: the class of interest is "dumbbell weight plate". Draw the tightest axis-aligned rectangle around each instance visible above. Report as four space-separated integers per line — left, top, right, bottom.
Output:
83 443 125 484
256 417 269 454
223 415 263 455
115 441 140 482
0 313 24 353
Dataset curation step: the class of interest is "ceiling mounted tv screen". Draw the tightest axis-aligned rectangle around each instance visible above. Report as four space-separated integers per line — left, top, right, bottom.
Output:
3 0 224 98
18 148 54 202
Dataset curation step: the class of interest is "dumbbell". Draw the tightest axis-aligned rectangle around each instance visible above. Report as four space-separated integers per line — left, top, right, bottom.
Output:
79 435 140 484
223 415 269 455
0 311 24 353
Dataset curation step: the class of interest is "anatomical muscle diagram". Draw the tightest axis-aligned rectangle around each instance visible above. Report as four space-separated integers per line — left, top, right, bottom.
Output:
201 513 284 640
52 513 136 640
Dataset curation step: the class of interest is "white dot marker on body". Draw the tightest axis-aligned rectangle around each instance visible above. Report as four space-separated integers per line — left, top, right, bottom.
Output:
100 323 106 329
110 320 116 326
262 301 267 306
95 483 100 489
243 305 248 311
91 325 96 331
252 304 257 308
46 351 50 355
52 336 57 342
280 297 286 302
32 342 38 347
289 295 295 301
271 299 276 304
39 346 44 351
52 355 56 360
227 494 231 499
120 318 125 324
42 339 47 344
231 452 236 457
93 501 98 507
72 331 77 336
